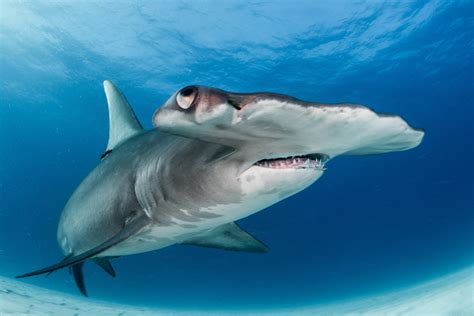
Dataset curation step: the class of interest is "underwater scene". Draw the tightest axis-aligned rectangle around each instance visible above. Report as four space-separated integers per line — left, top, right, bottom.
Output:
0 1 473 315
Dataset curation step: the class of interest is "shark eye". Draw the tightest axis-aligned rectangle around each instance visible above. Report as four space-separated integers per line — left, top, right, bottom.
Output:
176 86 198 110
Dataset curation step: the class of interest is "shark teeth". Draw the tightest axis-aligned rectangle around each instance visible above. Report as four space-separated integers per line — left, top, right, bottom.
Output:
255 154 327 170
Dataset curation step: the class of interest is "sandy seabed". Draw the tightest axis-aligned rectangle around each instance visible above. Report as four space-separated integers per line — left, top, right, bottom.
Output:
1 267 473 315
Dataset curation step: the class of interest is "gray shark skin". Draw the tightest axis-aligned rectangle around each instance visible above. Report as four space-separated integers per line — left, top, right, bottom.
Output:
17 81 424 296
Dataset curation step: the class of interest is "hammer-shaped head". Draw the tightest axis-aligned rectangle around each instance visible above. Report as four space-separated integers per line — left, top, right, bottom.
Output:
153 86 424 160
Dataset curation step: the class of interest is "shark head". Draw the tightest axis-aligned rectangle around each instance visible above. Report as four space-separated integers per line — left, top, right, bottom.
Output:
153 86 424 211
153 86 424 155
153 86 424 160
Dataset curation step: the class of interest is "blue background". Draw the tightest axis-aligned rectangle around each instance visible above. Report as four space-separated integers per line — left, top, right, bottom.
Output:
0 0 473 310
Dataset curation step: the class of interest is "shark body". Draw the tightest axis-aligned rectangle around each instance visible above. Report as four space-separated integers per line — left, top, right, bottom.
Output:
17 81 424 296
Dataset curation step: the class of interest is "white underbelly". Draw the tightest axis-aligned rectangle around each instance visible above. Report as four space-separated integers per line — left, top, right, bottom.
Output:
100 223 200 256
99 200 265 257
100 167 321 257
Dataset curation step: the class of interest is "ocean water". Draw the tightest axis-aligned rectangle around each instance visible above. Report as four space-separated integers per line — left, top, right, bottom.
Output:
0 0 473 313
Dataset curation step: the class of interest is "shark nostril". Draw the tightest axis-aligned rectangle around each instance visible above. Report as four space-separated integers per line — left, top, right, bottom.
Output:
227 99 242 110
176 86 198 110
226 95 244 110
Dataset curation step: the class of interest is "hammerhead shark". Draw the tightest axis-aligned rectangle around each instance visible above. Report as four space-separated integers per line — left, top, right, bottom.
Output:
17 81 424 296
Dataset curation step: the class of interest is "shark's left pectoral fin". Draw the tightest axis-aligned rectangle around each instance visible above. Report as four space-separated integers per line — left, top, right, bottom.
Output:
16 213 150 280
183 222 269 253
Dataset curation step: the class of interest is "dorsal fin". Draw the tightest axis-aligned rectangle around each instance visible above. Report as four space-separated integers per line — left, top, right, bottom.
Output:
103 80 143 153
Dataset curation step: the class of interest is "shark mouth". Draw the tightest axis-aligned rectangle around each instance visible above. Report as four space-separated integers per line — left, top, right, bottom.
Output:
254 153 329 170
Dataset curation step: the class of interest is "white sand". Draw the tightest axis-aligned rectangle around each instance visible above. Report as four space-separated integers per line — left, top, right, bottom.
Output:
1 266 473 315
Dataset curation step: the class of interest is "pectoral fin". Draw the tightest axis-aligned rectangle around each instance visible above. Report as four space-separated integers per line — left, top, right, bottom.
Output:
184 222 268 253
16 213 150 279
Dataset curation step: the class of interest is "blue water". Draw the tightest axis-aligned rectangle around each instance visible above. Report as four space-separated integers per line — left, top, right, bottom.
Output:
0 0 473 310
